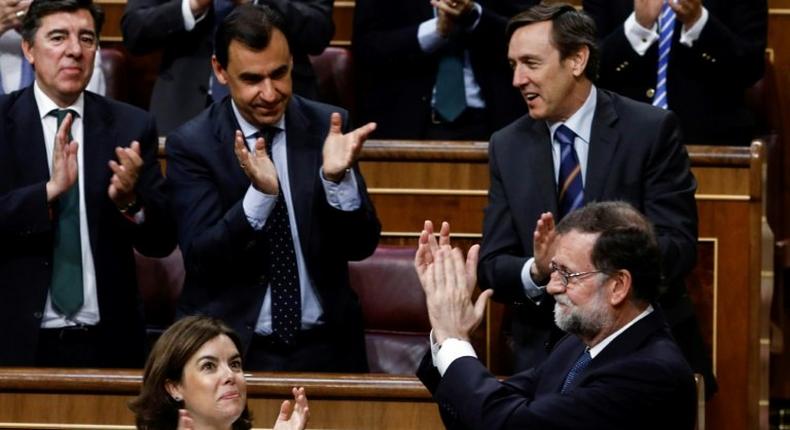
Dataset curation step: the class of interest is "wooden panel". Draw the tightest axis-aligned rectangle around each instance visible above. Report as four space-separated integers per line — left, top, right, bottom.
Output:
0 370 443 430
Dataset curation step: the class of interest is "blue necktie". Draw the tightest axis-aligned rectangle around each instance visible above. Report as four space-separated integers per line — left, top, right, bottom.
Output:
561 349 592 393
49 109 84 318
261 127 302 344
556 125 584 219
652 2 675 109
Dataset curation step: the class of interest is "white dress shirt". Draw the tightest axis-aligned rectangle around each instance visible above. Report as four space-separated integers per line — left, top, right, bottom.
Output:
34 82 101 328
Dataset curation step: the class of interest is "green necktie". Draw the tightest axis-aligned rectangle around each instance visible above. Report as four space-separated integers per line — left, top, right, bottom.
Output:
434 44 467 123
50 108 84 318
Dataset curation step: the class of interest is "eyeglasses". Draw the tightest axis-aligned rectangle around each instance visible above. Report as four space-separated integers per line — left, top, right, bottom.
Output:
549 261 605 288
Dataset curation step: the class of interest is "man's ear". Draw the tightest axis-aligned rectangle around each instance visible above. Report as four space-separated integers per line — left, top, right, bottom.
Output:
165 379 183 402
567 45 589 78
211 55 228 85
21 39 35 66
608 269 632 306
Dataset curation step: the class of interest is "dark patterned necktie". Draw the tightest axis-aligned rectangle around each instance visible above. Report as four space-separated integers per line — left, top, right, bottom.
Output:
434 42 467 123
561 349 592 393
556 124 584 219
262 126 301 344
49 108 84 318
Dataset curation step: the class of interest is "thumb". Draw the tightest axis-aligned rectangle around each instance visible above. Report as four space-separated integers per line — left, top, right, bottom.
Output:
474 289 493 321
329 112 343 134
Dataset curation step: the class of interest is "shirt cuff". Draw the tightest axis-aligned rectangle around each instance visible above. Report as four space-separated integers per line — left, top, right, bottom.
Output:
320 168 361 211
430 331 477 376
242 185 277 230
182 0 205 30
679 7 708 47
624 11 658 56
521 258 547 303
418 18 446 53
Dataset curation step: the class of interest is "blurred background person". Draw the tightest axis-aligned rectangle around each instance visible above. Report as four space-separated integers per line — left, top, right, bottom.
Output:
583 0 767 145
130 315 310 430
352 0 533 140
121 0 334 134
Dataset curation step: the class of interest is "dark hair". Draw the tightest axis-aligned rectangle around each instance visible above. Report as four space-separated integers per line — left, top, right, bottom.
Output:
129 316 252 430
21 0 104 44
214 3 287 69
555 201 662 303
506 2 599 81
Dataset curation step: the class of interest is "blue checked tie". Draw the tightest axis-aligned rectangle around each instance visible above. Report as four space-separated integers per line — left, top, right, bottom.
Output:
556 125 584 219
561 349 592 393
652 2 675 109
261 127 302 344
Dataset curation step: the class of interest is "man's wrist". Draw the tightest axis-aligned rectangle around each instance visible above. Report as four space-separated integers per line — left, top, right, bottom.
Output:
530 263 549 285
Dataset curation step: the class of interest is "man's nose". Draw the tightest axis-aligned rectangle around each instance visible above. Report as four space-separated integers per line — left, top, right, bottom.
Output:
512 64 529 88
259 79 277 101
546 271 565 296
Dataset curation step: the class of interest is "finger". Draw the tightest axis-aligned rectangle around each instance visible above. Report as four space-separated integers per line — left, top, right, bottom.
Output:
473 289 493 321
108 159 123 175
177 409 194 430
55 113 73 147
450 247 466 291
129 140 141 156
329 112 343 135
441 247 457 291
120 147 144 171
433 248 447 293
466 244 479 288
438 221 451 247
351 121 377 143
278 399 294 420
254 136 268 159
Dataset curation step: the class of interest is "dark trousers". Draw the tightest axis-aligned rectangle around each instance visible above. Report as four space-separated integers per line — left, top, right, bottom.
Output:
36 324 102 367
245 327 368 373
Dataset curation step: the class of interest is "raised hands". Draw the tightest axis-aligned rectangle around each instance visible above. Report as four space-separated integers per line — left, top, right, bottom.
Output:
234 130 279 195
46 112 79 202
668 0 702 28
431 0 475 37
321 113 376 183
273 387 310 430
108 141 143 209
531 212 557 284
0 0 31 35
415 220 492 344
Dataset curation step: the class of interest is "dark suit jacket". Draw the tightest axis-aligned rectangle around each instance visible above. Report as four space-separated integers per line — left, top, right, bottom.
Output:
121 0 334 134
417 308 696 430
166 95 381 371
478 89 699 368
583 0 767 145
0 87 175 367
352 0 531 139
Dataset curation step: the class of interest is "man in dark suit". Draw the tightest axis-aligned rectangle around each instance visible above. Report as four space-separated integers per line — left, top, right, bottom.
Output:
583 0 767 145
476 3 715 395
416 202 696 429
167 4 380 372
0 0 175 367
121 0 333 134
352 0 532 140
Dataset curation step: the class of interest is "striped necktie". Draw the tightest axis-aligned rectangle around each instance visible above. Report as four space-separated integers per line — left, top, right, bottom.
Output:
561 349 592 393
652 2 675 109
555 124 584 219
49 108 84 318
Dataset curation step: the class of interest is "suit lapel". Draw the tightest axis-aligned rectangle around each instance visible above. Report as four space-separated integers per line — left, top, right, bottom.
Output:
214 99 251 193
584 90 621 202
82 93 115 255
511 118 558 217
283 97 318 254
8 88 49 184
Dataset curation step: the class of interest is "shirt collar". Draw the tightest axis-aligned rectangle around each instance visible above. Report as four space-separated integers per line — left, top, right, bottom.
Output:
546 85 597 144
33 80 84 120
230 99 286 139
588 304 654 358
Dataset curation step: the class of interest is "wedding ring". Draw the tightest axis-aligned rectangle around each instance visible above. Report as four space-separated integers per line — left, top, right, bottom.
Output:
450 0 458 6
240 163 246 169
15 10 25 18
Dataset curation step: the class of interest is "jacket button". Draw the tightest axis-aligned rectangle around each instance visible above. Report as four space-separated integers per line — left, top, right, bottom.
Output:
646 88 655 98
33 312 43 319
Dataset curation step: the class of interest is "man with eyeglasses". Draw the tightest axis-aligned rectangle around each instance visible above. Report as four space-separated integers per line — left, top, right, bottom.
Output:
415 201 695 429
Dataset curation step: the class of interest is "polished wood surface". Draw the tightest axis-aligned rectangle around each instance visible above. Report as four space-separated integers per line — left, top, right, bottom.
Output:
0 369 442 429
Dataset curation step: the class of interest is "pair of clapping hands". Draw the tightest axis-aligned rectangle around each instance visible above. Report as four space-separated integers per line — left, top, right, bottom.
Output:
233 113 377 195
46 112 141 210
416 213 559 345
634 0 703 29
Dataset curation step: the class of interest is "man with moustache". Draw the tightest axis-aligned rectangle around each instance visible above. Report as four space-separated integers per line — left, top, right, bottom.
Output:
0 0 175 367
416 202 696 429
475 3 715 395
166 4 380 372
